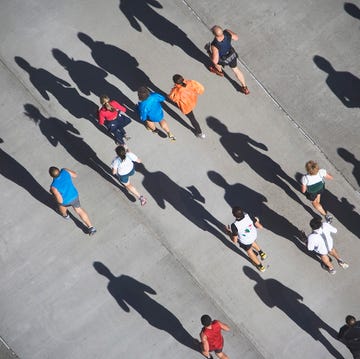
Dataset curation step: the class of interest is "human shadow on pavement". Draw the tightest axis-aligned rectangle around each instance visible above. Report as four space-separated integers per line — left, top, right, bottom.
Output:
322 190 360 238
77 33 193 132
208 171 320 262
118 0 210 66
337 147 360 187
0 138 55 211
52 48 135 116
344 2 360 19
207 116 316 217
136 163 249 261
15 56 98 122
93 262 200 352
23 104 136 202
313 55 360 108
243 266 345 359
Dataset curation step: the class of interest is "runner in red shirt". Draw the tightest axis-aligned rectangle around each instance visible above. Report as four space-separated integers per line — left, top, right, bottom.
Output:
98 95 130 145
200 315 230 359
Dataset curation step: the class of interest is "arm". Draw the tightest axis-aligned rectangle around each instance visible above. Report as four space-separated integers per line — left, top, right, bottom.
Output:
228 223 239 244
50 186 63 204
138 103 148 122
111 100 127 113
231 234 239 244
324 173 333 180
254 217 263 229
301 184 307 193
98 109 106 126
192 80 205 95
64 168 77 178
219 321 230 331
168 87 178 103
200 332 210 358
210 45 220 65
225 29 239 41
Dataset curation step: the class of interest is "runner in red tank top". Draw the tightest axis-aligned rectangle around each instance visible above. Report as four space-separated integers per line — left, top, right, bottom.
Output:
200 314 230 359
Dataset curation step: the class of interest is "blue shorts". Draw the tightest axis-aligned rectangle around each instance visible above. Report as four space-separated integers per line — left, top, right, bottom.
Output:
118 168 135 184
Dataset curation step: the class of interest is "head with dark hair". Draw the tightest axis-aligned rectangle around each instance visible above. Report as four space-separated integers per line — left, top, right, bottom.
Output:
173 74 186 87
49 166 60 178
310 217 322 230
346 315 356 326
115 145 127 160
138 86 150 101
232 206 244 220
201 314 212 327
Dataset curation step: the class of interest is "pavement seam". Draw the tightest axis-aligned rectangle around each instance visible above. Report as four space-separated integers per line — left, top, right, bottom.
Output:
0 336 19 358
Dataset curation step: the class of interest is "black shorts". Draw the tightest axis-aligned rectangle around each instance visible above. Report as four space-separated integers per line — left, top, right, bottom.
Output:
219 57 237 68
238 241 253 251
306 187 324 201
211 348 223 354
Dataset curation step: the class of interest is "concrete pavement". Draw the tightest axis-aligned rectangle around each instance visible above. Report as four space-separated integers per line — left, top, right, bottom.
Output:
0 0 359 358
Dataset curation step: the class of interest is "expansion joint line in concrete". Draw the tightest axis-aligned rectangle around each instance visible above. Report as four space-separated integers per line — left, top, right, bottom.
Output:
181 0 360 195
0 335 18 358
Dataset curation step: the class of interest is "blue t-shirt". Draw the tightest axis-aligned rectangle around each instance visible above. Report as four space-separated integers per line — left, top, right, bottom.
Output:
138 93 165 122
51 169 78 205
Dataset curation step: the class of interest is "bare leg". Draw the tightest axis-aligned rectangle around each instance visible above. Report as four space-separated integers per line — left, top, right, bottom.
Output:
328 248 341 261
145 120 156 131
58 204 68 217
159 119 171 134
246 247 261 266
232 66 247 87
311 194 327 216
215 352 229 359
74 206 92 228
125 182 141 199
320 254 334 270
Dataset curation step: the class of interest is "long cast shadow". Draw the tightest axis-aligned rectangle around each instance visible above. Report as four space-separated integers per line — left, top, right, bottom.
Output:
344 2 360 19
93 262 200 351
243 266 344 358
0 138 55 211
23 104 136 202
313 55 360 108
52 48 135 115
15 56 98 123
118 0 210 66
207 116 316 216
337 147 360 187
137 163 249 261
208 171 319 262
322 189 360 238
78 33 192 131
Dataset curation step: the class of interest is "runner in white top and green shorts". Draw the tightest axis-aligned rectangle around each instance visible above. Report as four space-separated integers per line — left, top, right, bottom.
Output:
301 160 333 223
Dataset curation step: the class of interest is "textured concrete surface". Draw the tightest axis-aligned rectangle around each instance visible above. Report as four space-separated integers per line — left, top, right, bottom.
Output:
0 0 359 358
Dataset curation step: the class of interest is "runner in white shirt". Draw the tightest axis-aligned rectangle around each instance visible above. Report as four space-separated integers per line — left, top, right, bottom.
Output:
227 206 267 272
307 217 349 275
301 160 333 223
111 146 147 206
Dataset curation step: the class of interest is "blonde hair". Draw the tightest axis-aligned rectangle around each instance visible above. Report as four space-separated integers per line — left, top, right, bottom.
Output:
305 160 319 175
100 94 116 112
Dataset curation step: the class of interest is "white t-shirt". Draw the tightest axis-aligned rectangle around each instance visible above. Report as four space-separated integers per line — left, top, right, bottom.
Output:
307 222 337 255
301 169 327 186
231 213 257 245
111 152 138 175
